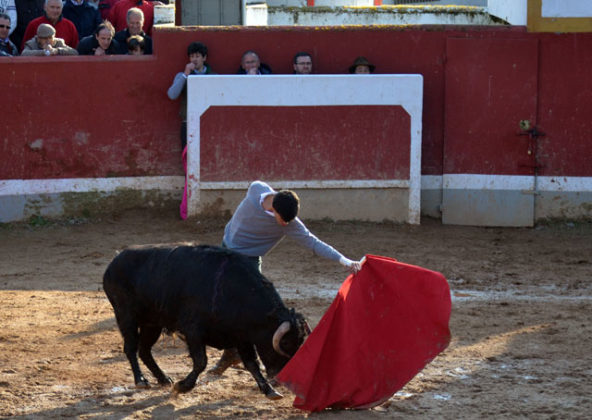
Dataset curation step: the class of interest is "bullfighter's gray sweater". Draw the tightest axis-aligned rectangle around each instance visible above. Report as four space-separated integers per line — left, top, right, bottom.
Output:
223 181 345 262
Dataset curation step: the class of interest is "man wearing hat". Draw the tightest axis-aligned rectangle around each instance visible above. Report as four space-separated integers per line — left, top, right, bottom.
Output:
21 22 77 55
349 56 375 74
21 0 79 50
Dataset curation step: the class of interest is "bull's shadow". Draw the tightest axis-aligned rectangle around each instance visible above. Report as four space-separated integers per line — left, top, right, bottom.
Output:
60 317 117 341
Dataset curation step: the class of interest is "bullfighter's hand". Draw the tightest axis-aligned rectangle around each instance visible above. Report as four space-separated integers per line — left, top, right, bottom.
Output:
340 257 363 274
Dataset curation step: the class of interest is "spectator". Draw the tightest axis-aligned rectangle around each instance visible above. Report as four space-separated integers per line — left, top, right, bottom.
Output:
62 0 101 40
293 51 313 75
0 13 17 55
348 56 375 74
113 7 151 54
167 41 215 220
237 50 271 75
109 0 152 35
126 33 142 55
96 0 117 21
167 41 215 148
0 0 16 36
76 20 120 55
21 0 79 49
10 0 44 50
21 22 77 55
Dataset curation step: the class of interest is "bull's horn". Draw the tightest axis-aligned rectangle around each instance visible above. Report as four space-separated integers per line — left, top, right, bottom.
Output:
272 321 291 358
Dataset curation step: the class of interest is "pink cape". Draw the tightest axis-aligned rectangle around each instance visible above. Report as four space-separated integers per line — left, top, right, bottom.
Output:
276 255 451 411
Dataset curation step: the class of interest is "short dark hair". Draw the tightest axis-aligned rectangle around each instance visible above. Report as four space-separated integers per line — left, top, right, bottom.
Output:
0 13 10 22
272 190 299 223
293 51 312 64
127 35 144 51
187 42 207 57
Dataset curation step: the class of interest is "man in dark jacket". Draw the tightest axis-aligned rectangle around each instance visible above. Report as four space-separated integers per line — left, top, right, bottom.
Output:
113 7 151 54
0 12 18 56
62 0 101 40
10 0 44 50
237 50 272 75
76 20 121 55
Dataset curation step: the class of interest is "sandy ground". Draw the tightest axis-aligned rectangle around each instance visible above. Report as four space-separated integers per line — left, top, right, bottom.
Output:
1 210 591 419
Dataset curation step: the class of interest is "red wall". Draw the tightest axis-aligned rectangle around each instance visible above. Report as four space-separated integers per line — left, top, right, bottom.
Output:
537 33 592 177
200 106 410 182
2 26 592 181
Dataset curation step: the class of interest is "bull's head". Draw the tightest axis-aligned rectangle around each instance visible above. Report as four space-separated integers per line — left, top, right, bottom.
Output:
272 310 310 358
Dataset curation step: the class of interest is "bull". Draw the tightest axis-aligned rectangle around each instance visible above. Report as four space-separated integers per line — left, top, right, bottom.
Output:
102 244 310 399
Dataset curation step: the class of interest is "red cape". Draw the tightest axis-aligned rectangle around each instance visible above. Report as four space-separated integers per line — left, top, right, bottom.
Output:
276 255 451 411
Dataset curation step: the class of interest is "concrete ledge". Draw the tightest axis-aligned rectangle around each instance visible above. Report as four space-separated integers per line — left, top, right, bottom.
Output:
0 190 181 223
267 5 506 26
0 176 183 223
2 175 590 223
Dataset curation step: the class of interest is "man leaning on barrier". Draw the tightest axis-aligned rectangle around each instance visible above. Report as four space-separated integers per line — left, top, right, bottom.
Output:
21 22 77 55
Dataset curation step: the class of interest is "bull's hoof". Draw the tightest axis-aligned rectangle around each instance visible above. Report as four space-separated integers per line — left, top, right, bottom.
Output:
135 378 150 389
265 389 283 400
173 380 194 394
207 365 226 376
158 376 173 386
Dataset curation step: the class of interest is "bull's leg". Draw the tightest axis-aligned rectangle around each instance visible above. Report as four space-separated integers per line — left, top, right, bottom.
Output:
138 326 173 386
173 337 207 394
208 347 241 375
119 322 150 388
237 345 283 400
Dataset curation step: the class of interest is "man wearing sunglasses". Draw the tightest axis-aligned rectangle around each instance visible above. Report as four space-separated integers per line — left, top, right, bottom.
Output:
0 13 18 56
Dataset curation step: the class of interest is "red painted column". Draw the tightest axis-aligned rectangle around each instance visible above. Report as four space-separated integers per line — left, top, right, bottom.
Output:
175 0 182 25
374 0 383 5
307 0 315 6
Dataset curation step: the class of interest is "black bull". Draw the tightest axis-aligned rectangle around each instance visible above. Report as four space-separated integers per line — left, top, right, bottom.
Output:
103 244 310 399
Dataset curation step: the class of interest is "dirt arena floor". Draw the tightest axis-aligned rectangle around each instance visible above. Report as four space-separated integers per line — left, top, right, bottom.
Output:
1 210 591 419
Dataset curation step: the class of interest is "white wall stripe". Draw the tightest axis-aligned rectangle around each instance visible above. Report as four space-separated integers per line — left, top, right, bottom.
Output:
421 175 443 190
442 175 592 192
200 180 410 190
0 176 184 196
2 175 591 197
444 174 535 190
537 176 592 192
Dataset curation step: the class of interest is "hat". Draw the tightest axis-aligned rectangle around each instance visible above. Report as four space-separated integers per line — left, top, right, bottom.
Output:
348 56 375 73
37 24 56 38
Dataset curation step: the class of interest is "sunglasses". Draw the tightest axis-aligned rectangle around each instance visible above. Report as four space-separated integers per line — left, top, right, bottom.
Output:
0 25 11 29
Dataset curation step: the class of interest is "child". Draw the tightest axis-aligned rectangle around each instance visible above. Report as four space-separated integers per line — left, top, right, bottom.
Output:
127 35 144 55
